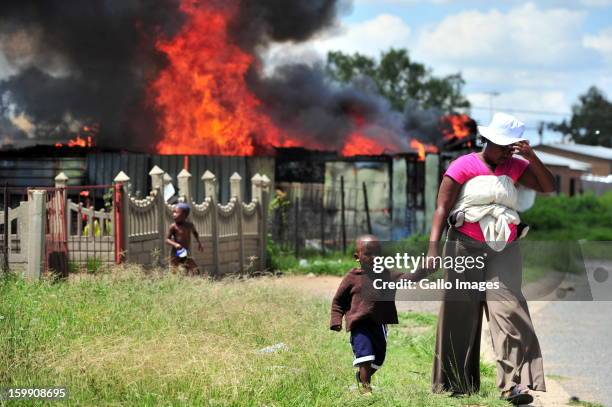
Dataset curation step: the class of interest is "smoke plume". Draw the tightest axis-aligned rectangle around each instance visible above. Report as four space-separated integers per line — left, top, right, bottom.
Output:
0 0 184 149
0 0 446 154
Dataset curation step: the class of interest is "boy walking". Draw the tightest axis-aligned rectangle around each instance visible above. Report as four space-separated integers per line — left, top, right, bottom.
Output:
330 234 428 393
166 203 203 275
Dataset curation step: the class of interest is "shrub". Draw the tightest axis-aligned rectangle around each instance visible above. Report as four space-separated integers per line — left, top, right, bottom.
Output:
522 192 612 240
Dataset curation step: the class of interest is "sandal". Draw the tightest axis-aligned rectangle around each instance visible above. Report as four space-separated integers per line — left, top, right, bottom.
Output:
500 385 533 405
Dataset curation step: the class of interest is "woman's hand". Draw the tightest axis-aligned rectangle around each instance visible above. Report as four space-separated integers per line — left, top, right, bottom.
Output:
512 141 537 162
515 141 556 193
425 242 440 271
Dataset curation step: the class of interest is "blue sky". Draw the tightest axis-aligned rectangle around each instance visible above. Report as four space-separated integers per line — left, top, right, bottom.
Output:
268 0 612 144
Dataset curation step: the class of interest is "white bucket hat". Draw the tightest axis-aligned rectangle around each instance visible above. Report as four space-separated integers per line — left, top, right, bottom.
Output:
478 112 527 146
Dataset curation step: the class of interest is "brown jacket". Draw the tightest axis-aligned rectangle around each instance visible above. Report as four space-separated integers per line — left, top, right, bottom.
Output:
330 268 416 331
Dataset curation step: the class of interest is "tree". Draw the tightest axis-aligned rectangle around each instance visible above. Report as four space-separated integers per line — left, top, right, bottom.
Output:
548 86 612 147
326 48 470 113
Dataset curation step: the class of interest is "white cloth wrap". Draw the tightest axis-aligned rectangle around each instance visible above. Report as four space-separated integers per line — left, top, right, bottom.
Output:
451 175 523 252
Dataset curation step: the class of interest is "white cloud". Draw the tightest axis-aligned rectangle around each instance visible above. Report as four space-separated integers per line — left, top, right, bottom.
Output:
583 27 612 58
415 3 588 68
264 13 411 68
313 14 411 56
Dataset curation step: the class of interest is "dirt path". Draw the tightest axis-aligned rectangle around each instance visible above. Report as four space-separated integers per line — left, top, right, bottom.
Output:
274 274 574 407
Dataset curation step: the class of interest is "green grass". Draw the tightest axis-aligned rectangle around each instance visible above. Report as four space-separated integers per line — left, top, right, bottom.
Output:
0 267 507 406
267 238 356 276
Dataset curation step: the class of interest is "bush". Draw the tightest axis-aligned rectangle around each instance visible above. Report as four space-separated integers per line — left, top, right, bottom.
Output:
522 192 612 240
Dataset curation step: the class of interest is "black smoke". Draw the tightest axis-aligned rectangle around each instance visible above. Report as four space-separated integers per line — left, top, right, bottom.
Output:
0 0 185 150
230 0 437 153
230 0 343 50
0 0 445 154
249 63 410 152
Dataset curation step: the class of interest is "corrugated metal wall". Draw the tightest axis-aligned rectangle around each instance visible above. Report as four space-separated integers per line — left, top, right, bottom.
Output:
0 156 87 187
87 153 149 194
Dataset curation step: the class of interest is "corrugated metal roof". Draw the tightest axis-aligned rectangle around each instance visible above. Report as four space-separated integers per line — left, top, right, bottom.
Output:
540 143 612 160
534 151 591 171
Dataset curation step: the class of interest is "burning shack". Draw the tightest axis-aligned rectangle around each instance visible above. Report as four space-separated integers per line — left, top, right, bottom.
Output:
0 112 477 254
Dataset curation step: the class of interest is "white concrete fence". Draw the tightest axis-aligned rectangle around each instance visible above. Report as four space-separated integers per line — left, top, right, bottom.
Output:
5 167 271 279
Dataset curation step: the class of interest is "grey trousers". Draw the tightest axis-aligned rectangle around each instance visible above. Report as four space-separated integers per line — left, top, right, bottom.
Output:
432 227 546 394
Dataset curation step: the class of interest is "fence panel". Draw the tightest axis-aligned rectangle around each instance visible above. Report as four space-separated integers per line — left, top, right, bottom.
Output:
8 169 269 277
127 191 161 265
1 187 29 271
270 181 382 253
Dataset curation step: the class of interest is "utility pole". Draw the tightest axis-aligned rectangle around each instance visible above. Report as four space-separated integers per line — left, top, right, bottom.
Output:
484 91 500 121
537 122 544 146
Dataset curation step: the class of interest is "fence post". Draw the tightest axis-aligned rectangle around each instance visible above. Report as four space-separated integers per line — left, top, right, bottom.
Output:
54 172 68 188
26 190 46 280
424 154 439 235
319 186 325 254
251 174 262 202
113 171 130 264
163 173 172 195
203 170 219 276
149 165 164 192
54 172 68 239
362 181 372 234
260 174 271 271
149 166 166 266
2 183 8 273
177 169 192 202
230 172 244 274
340 175 347 254
294 197 299 257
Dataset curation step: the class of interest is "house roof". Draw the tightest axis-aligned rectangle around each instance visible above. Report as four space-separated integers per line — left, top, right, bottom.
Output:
536 143 612 161
534 150 591 172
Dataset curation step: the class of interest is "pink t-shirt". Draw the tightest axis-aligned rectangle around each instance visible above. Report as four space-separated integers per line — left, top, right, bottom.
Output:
444 152 530 242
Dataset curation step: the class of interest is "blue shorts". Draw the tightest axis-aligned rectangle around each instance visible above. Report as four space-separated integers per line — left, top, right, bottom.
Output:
350 321 387 370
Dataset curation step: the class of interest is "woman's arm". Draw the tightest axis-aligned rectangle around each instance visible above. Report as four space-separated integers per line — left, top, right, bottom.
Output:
514 141 555 193
426 176 462 265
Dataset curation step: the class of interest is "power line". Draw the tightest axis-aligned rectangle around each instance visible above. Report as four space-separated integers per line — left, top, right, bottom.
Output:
470 106 571 117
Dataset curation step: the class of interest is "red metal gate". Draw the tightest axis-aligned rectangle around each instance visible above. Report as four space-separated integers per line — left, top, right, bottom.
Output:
32 184 123 276
44 188 69 277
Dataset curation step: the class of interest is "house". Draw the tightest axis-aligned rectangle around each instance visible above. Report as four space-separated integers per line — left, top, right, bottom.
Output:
533 150 591 196
534 143 612 176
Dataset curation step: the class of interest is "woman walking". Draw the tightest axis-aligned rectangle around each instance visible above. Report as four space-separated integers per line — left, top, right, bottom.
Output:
428 113 555 404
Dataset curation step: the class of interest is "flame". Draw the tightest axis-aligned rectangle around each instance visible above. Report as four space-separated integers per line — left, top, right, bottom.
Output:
54 135 93 148
151 0 300 155
442 114 473 140
342 133 387 156
410 139 438 161
150 0 445 158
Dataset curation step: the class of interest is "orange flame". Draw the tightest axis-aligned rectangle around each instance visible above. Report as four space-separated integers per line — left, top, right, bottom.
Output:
409 139 438 161
150 0 446 158
55 135 93 148
342 133 387 156
151 1 301 155
442 114 473 141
